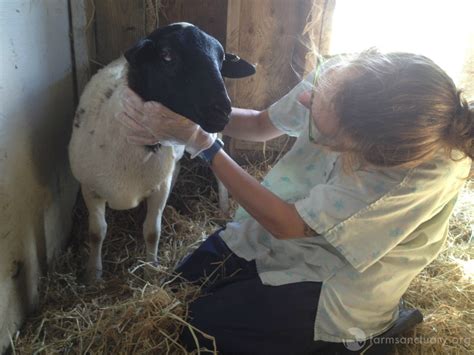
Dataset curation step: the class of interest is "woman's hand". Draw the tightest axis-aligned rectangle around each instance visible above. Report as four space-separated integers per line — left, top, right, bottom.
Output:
116 88 216 157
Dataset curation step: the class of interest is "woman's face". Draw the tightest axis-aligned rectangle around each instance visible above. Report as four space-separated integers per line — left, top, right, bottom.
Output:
299 64 356 138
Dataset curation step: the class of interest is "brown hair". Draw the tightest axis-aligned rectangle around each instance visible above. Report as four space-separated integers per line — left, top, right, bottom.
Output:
319 49 474 171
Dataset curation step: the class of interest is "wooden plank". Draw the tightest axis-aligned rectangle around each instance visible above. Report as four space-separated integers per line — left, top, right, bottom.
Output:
83 0 99 75
158 0 228 45
224 0 242 101
145 0 160 34
94 0 146 66
227 0 314 160
224 0 242 157
69 0 93 98
225 0 241 54
233 0 313 109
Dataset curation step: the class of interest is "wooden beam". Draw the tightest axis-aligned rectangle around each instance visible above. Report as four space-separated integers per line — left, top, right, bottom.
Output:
69 0 94 99
225 0 242 158
145 0 160 34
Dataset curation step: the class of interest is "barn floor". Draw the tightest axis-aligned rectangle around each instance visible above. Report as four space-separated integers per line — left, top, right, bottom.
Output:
10 157 474 354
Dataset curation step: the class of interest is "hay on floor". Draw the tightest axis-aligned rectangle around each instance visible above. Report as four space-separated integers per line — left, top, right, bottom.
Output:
10 156 473 354
10 155 235 354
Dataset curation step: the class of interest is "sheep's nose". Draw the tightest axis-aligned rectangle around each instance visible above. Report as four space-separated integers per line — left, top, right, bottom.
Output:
203 99 231 117
210 91 231 112
199 101 231 133
213 102 231 116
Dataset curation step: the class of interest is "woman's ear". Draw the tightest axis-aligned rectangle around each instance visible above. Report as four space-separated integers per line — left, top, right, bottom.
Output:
221 53 256 78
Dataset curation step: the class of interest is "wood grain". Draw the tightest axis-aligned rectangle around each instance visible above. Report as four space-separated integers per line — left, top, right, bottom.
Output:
227 0 315 157
94 0 146 65
158 0 228 45
70 0 92 100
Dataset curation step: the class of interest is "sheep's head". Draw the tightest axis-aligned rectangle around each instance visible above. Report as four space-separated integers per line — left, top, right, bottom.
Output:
125 22 255 133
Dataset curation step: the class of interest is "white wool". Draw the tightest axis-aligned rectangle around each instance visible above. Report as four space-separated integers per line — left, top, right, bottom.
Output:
68 58 184 211
68 57 185 281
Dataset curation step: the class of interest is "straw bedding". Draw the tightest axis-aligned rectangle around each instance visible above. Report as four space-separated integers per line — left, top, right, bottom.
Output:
10 157 473 354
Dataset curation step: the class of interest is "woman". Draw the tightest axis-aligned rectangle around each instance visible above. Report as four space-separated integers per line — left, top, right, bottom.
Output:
117 49 473 353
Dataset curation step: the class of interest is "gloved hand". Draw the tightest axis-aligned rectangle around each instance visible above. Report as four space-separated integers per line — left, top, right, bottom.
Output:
116 88 216 158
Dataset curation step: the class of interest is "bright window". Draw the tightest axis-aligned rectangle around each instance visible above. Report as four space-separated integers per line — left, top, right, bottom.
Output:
329 0 474 89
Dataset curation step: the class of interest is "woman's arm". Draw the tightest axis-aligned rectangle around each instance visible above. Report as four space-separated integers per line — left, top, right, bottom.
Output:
210 148 309 240
222 108 284 142
220 108 311 239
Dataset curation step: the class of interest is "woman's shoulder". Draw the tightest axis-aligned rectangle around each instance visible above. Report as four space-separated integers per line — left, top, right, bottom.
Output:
410 149 471 182
346 148 471 199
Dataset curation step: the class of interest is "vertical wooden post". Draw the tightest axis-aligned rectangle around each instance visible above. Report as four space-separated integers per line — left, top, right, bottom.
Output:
225 0 242 159
69 0 95 99
94 0 146 65
145 0 161 33
224 0 317 162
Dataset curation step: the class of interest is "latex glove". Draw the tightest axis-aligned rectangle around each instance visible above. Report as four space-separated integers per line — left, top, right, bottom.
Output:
116 88 216 158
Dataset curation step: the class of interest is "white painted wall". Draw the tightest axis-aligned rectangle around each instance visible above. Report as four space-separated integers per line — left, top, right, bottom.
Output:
0 1 78 351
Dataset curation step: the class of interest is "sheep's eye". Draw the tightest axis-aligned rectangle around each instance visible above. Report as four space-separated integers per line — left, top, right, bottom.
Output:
160 49 173 62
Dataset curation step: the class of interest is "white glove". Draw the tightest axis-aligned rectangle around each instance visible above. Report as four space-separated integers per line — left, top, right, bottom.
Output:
116 88 216 158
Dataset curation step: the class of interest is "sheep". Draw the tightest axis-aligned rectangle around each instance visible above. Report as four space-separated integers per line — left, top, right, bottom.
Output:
68 22 255 282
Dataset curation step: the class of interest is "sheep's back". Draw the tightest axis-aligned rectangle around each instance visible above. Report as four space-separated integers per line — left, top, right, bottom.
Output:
68 59 184 210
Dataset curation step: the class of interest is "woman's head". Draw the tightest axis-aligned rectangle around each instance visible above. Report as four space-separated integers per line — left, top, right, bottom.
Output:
306 49 474 170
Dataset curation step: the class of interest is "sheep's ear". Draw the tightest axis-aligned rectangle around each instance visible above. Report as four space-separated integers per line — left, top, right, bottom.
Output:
124 39 155 66
221 53 256 78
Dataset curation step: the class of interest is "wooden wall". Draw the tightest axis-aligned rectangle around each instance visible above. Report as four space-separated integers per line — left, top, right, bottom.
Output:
226 0 313 109
225 0 314 157
93 0 147 65
77 0 227 71
158 0 228 45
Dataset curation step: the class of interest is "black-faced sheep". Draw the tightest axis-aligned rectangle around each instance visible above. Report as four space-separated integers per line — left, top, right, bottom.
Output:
68 22 255 281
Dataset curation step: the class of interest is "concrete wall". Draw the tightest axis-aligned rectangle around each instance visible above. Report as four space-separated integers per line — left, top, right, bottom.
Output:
0 1 78 351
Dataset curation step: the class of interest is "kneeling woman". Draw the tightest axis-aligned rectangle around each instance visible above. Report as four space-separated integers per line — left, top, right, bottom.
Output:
118 50 473 354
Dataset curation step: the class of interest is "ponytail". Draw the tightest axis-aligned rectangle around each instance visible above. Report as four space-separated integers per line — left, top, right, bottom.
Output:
446 92 474 161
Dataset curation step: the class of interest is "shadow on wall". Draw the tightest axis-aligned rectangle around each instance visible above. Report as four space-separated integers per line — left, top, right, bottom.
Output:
0 0 79 351
0 73 79 355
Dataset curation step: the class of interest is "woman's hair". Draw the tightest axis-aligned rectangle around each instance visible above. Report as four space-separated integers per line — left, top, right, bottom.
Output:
317 49 474 171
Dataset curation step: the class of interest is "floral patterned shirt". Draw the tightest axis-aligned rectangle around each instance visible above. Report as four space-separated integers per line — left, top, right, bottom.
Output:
220 72 472 342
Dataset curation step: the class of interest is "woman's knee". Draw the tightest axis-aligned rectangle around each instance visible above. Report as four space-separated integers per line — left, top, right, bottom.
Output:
174 231 229 282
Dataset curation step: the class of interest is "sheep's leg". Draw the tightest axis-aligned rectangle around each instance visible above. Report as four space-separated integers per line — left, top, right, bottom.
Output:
170 161 181 190
143 177 172 264
82 186 107 281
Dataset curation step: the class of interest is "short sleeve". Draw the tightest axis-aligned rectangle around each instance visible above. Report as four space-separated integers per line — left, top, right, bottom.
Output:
267 71 316 137
294 155 470 273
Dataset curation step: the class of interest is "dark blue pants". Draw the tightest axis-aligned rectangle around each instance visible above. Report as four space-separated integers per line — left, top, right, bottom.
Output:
175 230 330 354
175 231 396 354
